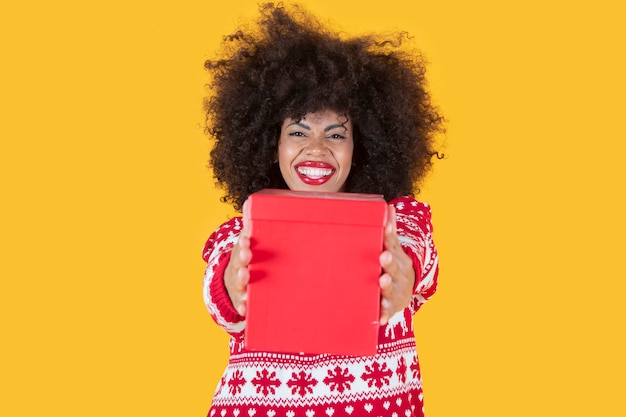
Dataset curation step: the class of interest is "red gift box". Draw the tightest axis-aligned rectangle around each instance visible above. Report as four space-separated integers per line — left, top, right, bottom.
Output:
243 188 388 356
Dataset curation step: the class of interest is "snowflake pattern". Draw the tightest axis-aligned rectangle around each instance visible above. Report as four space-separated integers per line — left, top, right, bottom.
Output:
228 370 246 395
251 368 282 396
287 371 318 396
215 376 227 396
361 361 393 389
396 357 408 384
323 366 356 393
410 359 420 380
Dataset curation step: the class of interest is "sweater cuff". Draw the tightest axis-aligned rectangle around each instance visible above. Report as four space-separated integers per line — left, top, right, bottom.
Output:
209 251 245 324
403 246 423 294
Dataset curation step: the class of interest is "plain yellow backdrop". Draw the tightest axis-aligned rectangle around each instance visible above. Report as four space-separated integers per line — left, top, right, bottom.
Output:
1 1 624 416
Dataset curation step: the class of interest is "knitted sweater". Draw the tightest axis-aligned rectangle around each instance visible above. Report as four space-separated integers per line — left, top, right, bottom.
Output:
202 196 439 417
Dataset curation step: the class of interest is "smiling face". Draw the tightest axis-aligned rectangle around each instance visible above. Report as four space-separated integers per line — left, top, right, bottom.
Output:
277 110 354 193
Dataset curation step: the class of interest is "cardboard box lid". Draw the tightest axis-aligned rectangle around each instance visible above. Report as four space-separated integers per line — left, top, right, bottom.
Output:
243 189 387 356
245 188 388 226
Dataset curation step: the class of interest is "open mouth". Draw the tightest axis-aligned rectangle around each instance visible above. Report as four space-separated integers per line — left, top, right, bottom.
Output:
295 161 335 185
296 166 333 179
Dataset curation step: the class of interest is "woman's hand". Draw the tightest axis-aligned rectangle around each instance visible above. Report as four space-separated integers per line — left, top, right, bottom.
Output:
379 205 416 326
224 201 252 317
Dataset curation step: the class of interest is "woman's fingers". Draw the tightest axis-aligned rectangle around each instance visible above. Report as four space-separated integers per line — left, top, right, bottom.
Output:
378 204 415 326
378 273 393 325
225 208 253 317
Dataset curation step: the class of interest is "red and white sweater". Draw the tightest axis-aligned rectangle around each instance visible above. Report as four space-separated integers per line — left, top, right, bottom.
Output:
202 196 439 417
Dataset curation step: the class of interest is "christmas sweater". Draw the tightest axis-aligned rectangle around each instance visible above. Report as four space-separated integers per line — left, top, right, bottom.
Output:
202 196 439 417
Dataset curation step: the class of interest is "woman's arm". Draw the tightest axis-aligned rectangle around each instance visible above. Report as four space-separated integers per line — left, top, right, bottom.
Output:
380 196 439 321
202 216 247 336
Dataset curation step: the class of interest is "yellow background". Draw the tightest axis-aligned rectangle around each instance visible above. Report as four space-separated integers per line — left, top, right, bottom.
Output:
1 1 624 416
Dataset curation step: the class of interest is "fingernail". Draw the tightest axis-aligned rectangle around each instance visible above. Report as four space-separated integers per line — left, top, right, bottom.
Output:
382 252 392 264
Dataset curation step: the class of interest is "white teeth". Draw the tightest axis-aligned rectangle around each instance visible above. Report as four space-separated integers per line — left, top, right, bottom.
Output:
297 166 333 178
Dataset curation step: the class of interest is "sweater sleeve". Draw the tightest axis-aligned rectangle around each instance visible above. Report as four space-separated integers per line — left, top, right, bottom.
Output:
390 196 439 314
202 216 246 336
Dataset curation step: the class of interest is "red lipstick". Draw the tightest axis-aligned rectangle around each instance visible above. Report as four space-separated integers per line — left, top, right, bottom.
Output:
294 161 335 185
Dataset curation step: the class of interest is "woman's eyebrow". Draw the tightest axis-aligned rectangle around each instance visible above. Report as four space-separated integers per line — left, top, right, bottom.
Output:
287 121 311 130
324 124 347 132
285 122 347 132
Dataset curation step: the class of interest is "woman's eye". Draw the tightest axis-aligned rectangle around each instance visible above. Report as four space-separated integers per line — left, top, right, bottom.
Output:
289 131 305 137
329 133 346 139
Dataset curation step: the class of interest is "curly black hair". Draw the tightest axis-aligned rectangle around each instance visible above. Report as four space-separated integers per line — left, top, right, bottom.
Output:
204 2 444 211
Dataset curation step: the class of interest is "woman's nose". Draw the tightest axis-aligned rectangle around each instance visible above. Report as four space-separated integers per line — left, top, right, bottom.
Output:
305 137 326 156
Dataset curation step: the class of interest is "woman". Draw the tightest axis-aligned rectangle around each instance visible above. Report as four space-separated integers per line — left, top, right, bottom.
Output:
202 3 444 416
